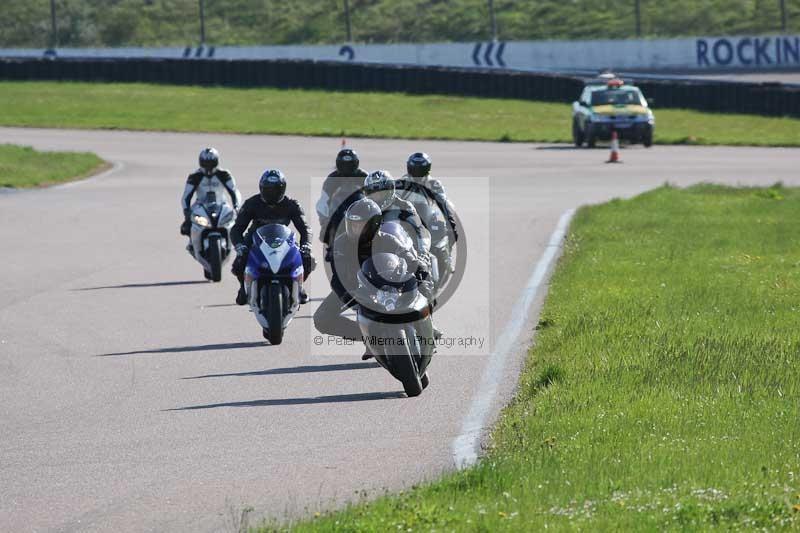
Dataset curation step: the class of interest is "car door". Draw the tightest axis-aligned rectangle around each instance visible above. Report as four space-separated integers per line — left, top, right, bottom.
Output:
575 88 592 131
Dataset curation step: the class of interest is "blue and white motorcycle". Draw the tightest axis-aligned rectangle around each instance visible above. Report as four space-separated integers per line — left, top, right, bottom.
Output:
244 224 304 345
189 191 236 282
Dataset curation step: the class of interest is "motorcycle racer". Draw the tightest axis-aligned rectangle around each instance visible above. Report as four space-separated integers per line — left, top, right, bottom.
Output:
180 147 242 245
316 148 368 249
231 169 315 306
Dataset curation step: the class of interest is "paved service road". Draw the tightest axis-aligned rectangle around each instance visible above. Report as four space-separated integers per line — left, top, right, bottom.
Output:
1 128 799 532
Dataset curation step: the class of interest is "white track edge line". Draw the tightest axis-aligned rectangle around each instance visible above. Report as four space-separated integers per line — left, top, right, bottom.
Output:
53 161 124 189
452 207 576 468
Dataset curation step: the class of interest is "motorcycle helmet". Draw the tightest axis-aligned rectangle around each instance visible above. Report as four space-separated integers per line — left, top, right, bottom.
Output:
358 252 417 295
363 170 396 210
406 152 431 179
336 148 359 175
259 169 287 206
345 198 382 242
199 147 219 175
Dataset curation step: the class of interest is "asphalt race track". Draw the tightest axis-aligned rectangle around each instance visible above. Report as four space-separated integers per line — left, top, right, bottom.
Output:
2 128 799 532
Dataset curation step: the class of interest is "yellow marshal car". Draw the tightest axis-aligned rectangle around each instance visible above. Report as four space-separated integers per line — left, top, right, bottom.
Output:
572 78 655 148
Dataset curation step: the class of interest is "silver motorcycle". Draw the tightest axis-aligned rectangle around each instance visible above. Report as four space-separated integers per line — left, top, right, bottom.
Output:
355 252 434 397
188 191 236 282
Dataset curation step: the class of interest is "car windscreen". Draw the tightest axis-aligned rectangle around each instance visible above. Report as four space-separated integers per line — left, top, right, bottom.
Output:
590 89 642 106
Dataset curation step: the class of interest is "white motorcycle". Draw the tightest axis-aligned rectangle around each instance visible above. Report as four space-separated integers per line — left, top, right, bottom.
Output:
188 191 236 282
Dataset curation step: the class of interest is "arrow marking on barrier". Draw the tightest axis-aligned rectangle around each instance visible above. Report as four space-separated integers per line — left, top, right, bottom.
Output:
472 43 482 66
495 41 506 67
339 45 355 61
472 41 506 67
484 41 494 66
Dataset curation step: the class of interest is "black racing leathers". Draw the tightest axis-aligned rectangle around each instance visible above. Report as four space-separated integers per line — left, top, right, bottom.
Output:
231 194 311 249
316 169 368 247
230 194 313 282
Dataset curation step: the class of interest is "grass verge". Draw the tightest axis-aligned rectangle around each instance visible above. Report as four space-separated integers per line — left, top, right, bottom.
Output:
276 184 800 531
0 143 106 188
1 82 799 147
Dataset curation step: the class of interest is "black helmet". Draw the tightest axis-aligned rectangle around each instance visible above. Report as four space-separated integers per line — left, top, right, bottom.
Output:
364 170 396 210
259 169 286 206
199 147 219 174
406 152 431 179
345 198 382 242
336 148 359 175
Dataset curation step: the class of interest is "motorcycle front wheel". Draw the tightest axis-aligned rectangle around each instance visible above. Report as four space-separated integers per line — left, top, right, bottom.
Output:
207 235 222 282
392 329 423 397
261 283 285 345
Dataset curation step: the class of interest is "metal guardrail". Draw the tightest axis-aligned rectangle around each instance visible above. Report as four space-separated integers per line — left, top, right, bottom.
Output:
0 57 798 118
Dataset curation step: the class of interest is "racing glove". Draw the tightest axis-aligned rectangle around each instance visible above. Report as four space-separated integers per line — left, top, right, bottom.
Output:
300 243 317 277
180 219 191 236
418 278 435 301
231 245 249 277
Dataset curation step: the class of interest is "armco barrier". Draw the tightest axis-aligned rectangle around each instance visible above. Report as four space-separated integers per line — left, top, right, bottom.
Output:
0 57 798 117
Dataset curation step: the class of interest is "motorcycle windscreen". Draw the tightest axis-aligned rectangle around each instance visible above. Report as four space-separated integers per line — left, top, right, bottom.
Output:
250 224 303 278
256 224 293 247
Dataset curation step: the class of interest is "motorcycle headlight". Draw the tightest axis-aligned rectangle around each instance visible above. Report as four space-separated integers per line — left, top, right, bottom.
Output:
373 286 400 312
193 214 210 227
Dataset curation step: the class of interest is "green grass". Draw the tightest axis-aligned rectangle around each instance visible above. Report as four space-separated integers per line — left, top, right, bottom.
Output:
3 0 799 47
2 82 800 147
0 143 105 188
276 184 800 531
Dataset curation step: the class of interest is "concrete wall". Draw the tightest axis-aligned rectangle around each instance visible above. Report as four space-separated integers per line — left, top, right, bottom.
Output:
2 35 799 72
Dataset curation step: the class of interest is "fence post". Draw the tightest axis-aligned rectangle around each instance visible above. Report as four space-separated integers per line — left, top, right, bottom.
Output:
49 0 59 48
487 0 498 40
780 0 787 32
344 0 352 41
635 0 642 37
199 0 206 44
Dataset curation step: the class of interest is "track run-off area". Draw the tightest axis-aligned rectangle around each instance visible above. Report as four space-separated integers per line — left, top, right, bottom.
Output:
1 128 799 532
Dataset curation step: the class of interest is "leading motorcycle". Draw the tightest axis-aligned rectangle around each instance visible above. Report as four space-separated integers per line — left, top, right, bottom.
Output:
355 252 434 397
245 224 304 345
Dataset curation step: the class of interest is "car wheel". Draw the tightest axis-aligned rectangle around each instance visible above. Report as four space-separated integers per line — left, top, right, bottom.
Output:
585 124 596 148
572 119 584 147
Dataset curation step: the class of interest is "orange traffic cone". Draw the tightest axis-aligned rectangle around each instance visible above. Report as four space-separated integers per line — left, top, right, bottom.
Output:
607 130 620 163
341 137 347 148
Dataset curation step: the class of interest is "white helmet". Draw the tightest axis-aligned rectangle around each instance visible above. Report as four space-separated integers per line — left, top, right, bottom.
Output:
364 170 396 210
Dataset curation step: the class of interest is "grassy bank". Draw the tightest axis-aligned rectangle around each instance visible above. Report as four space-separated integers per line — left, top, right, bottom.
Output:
279 184 800 531
4 0 798 47
1 82 799 147
0 144 105 188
